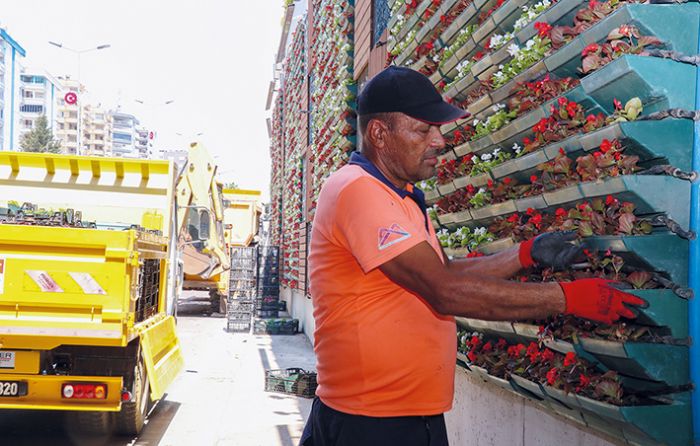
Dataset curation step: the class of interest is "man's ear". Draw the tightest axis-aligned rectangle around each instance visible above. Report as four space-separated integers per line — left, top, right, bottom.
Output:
367 119 388 150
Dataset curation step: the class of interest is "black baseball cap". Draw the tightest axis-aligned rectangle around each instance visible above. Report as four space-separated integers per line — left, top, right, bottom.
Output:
357 66 469 124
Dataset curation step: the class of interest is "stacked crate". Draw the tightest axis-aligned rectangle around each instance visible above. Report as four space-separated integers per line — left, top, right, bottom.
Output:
226 247 258 333
255 245 281 318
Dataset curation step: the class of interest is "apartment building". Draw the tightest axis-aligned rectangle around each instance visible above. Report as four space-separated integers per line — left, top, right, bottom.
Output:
55 77 82 154
18 68 63 142
82 104 110 157
0 29 26 151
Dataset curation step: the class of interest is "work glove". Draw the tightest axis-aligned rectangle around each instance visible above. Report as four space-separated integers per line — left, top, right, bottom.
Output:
519 231 583 270
559 278 647 324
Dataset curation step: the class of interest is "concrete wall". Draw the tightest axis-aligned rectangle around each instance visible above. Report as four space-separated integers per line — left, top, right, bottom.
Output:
280 286 315 345
283 286 621 446
447 368 622 446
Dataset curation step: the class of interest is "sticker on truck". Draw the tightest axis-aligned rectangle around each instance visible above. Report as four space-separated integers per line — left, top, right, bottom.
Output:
69 272 106 295
26 270 64 293
0 351 15 369
0 257 4 294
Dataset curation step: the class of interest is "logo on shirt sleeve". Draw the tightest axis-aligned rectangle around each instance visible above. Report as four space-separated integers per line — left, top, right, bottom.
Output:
378 224 411 250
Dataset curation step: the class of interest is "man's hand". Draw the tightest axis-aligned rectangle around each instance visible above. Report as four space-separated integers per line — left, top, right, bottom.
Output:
519 231 583 270
559 278 647 324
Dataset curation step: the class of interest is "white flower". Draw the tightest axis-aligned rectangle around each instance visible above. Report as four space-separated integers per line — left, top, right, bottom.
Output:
477 187 486 194
507 43 520 57
526 39 536 50
474 227 487 236
498 103 506 110
491 104 501 112
512 142 522 152
473 119 480 126
480 153 492 161
515 147 523 154
492 147 501 156
498 64 504 69
491 34 503 47
433 54 441 62
493 71 505 81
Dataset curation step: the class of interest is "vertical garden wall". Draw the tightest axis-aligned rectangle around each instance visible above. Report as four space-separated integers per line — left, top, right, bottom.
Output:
386 0 698 444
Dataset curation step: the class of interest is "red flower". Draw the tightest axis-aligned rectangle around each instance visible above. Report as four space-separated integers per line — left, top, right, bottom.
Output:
586 114 597 124
482 341 493 353
593 151 602 158
487 179 494 188
578 373 591 388
440 14 448 24
526 207 535 215
470 336 482 348
546 367 559 385
582 43 600 57
534 22 553 38
530 175 538 183
503 177 512 185
613 98 623 111
558 147 566 156
589 0 599 8
523 137 532 145
605 195 617 206
564 352 577 367
541 349 555 362
520 276 528 282
583 248 592 257
600 139 612 153
533 118 548 134
467 184 476 194
467 350 477 362
526 342 540 362
566 102 578 117
496 338 507 349
507 213 519 223
557 97 568 106
467 251 484 258
538 325 545 334
507 344 526 358
453 130 463 141
605 248 612 256
614 152 622 160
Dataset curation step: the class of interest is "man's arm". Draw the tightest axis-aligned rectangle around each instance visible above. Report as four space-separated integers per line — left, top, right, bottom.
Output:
381 241 565 320
444 245 523 280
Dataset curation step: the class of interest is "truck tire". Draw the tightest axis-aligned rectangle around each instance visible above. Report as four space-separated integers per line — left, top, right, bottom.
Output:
116 357 150 435
67 410 115 435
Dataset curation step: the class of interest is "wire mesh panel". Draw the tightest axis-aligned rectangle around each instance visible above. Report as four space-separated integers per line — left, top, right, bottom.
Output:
136 259 161 322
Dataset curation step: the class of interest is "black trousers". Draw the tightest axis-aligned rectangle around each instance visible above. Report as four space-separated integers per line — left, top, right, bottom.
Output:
299 397 449 446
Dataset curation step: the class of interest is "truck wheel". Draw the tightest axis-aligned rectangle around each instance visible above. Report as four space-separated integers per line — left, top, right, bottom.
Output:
67 410 115 435
116 357 150 435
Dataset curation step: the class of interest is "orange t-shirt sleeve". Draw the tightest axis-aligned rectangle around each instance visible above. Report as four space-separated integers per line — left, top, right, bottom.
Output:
333 177 428 273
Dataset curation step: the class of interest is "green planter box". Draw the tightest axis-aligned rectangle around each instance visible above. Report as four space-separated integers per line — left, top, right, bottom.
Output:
577 119 694 171
583 233 689 288
627 289 688 339
577 337 689 386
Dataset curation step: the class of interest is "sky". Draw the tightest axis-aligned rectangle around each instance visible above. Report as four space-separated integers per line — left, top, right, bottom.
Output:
2 0 289 201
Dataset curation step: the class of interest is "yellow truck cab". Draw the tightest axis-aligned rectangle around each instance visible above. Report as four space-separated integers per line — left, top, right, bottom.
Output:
0 152 184 434
222 188 262 249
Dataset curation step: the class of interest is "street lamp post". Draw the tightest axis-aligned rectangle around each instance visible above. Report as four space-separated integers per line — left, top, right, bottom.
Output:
48 41 110 156
134 99 175 158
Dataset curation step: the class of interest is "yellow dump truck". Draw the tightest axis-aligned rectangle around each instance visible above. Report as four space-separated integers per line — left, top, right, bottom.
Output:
175 142 230 313
0 152 185 434
222 188 262 248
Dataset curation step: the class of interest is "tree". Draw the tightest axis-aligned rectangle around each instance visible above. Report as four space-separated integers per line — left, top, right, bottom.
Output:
20 115 62 153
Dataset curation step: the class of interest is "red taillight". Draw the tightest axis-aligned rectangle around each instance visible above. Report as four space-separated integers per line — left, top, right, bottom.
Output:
61 383 107 400
121 390 132 402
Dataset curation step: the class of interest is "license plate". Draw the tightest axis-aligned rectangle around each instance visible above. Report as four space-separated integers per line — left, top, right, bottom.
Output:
0 381 28 397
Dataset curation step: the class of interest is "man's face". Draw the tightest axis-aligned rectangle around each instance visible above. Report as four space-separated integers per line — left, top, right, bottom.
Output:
382 114 446 183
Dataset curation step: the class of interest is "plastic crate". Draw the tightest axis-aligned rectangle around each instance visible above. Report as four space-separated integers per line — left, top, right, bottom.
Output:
231 246 257 259
256 309 279 318
255 297 286 312
226 320 251 333
229 301 254 313
253 318 299 335
264 368 317 398
257 246 280 258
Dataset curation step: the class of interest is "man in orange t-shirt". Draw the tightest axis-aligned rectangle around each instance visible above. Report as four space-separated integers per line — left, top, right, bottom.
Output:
300 67 643 446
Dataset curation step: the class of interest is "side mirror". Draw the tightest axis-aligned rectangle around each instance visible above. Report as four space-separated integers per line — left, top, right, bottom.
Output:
199 209 210 240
